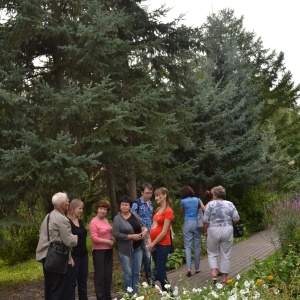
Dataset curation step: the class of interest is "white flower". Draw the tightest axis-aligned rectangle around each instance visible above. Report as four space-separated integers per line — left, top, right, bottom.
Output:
173 289 179 296
237 274 241 280
211 290 219 298
155 285 162 292
253 291 260 299
216 283 223 289
136 297 144 300
244 280 250 288
142 282 148 288
274 289 280 295
262 284 268 289
126 287 133 293
228 295 238 300
164 284 171 289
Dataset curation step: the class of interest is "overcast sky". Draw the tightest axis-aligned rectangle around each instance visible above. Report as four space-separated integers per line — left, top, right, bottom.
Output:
146 0 299 86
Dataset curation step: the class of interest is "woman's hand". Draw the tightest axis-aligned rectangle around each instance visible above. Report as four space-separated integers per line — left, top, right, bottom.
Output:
71 257 75 267
147 243 155 252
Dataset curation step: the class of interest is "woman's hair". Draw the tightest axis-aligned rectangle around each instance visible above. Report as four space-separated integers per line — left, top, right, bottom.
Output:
67 198 84 218
118 195 132 208
181 186 195 198
154 187 172 209
95 200 111 213
211 185 226 199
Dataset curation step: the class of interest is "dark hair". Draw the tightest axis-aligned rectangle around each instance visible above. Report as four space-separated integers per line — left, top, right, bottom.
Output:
119 195 133 207
95 200 111 213
181 186 195 198
211 186 226 199
141 182 153 192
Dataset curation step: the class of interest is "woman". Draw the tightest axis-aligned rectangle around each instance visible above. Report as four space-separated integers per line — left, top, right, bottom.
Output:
180 186 206 277
113 195 148 296
67 199 88 300
203 186 240 285
89 200 115 300
147 187 174 291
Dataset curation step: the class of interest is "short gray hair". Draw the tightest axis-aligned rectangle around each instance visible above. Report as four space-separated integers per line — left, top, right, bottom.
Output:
52 192 68 206
211 186 226 199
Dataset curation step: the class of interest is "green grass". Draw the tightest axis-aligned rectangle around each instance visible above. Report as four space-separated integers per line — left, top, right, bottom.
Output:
0 258 44 287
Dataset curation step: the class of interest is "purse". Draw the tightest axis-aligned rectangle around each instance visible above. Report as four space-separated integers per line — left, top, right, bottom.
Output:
233 223 244 238
44 213 69 274
197 199 204 229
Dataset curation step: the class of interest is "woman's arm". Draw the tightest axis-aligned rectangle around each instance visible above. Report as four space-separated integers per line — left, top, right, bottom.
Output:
200 202 206 211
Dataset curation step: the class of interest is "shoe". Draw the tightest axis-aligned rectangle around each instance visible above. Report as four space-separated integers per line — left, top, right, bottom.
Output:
212 277 218 284
222 281 227 286
186 270 192 277
217 271 222 276
195 269 201 274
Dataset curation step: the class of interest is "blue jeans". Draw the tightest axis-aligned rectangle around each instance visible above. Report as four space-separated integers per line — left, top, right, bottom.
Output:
183 219 201 270
152 244 171 291
141 242 154 284
119 245 143 295
68 254 88 300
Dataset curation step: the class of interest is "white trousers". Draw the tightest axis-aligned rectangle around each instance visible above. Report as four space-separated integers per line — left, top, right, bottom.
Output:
206 226 233 274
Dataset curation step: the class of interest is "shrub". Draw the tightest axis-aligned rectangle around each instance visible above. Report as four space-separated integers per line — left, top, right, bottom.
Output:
264 193 300 254
0 224 39 265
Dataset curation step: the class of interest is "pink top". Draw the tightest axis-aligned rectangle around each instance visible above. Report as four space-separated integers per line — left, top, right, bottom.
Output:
89 217 113 250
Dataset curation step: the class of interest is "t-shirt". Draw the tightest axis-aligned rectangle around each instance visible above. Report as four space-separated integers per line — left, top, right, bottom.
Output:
127 214 142 249
180 197 202 221
89 217 113 250
69 218 88 257
150 207 174 246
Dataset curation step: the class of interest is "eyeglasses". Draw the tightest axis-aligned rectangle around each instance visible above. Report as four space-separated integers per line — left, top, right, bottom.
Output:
144 192 153 195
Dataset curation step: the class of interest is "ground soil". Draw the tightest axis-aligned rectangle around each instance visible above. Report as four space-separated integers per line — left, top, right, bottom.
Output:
0 249 122 300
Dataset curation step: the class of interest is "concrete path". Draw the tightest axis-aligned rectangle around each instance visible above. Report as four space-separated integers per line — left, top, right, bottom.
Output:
89 229 277 299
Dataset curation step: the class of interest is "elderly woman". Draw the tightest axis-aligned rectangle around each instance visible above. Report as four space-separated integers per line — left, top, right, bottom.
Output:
203 186 240 285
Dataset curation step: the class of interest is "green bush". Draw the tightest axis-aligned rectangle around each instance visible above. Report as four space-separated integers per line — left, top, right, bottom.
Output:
0 224 39 265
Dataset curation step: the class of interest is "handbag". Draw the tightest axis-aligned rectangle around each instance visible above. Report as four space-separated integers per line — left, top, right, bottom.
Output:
44 213 69 274
197 199 204 229
233 223 244 238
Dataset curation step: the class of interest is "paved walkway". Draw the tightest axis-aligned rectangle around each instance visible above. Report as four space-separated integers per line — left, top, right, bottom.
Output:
87 229 277 299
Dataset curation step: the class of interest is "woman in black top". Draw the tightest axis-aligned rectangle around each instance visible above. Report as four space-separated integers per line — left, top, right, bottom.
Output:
67 199 88 300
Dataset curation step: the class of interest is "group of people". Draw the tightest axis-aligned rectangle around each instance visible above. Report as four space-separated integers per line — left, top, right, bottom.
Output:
180 185 240 285
36 183 240 299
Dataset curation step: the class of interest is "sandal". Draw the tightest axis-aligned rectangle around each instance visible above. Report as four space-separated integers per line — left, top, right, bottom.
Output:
195 269 201 274
222 282 227 286
212 276 218 284
186 270 192 277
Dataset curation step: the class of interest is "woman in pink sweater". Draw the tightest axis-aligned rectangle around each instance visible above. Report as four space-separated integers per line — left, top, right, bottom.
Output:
89 200 115 300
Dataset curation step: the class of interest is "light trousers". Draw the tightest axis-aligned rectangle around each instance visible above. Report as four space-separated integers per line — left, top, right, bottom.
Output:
206 226 233 274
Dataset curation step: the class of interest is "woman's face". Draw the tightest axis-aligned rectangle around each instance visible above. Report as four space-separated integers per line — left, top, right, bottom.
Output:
97 206 108 218
120 202 131 213
155 192 166 205
74 204 84 218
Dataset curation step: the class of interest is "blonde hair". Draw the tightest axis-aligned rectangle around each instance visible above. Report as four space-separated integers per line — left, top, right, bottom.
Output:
67 198 84 219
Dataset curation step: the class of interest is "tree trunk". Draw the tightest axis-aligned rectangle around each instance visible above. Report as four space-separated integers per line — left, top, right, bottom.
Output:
127 162 137 200
106 165 118 218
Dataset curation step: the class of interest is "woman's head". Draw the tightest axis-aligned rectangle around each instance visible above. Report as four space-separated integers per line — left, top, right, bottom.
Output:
154 187 171 208
95 200 111 213
67 198 84 218
181 186 195 198
118 195 132 208
211 186 226 199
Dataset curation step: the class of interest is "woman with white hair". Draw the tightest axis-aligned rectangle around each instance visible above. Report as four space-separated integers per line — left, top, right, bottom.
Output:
203 186 240 285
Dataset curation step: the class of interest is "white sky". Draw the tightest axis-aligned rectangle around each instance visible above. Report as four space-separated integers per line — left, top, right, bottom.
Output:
146 0 300 86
